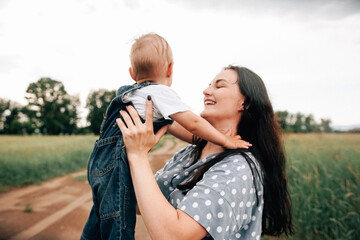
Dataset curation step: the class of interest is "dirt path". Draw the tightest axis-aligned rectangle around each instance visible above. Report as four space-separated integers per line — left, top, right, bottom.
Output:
0 138 187 240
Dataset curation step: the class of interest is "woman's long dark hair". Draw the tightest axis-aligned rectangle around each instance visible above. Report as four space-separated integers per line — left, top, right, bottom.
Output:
177 66 294 236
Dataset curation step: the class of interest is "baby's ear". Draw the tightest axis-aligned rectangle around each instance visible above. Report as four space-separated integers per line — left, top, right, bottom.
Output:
167 62 174 77
129 67 136 81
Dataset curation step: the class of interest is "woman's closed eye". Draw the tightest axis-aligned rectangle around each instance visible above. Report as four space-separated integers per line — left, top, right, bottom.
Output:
214 79 230 89
216 83 228 89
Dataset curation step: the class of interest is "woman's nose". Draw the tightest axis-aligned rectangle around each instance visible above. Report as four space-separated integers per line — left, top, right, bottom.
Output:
203 86 211 96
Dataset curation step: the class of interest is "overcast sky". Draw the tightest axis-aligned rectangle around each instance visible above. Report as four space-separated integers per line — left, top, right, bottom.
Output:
1 0 359 127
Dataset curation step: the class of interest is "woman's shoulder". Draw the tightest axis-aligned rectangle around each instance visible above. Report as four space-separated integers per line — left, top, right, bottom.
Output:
173 144 196 158
159 144 195 169
212 151 258 171
204 151 263 185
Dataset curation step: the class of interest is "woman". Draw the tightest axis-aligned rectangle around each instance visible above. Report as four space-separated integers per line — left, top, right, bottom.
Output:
117 66 294 239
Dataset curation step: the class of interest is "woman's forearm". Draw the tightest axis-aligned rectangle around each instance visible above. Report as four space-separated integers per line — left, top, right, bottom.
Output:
127 153 206 240
128 154 181 239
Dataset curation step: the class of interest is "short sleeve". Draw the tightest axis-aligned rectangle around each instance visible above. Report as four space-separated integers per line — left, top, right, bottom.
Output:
177 155 258 240
154 145 193 178
146 85 191 119
154 145 195 199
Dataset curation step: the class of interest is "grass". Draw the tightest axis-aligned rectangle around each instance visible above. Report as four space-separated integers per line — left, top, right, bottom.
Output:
0 134 169 192
0 135 97 192
0 133 359 239
73 174 88 182
24 203 33 213
150 133 174 151
282 133 360 240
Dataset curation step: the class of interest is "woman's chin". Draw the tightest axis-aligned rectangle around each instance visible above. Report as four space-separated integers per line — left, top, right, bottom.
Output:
200 110 207 118
200 110 212 121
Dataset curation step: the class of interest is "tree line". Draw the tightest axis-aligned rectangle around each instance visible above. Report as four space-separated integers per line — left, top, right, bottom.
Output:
275 111 332 133
0 77 337 135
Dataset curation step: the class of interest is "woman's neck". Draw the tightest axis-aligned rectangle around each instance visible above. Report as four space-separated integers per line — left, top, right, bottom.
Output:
199 120 239 159
200 142 224 159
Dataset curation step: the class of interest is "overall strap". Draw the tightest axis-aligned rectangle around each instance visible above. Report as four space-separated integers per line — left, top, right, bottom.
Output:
119 81 157 102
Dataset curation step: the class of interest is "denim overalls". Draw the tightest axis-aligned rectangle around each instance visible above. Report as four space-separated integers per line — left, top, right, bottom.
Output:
81 82 173 240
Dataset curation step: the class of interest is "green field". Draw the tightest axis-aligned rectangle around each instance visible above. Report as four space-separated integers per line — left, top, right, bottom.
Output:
0 134 359 239
0 134 172 193
283 134 359 240
0 135 97 192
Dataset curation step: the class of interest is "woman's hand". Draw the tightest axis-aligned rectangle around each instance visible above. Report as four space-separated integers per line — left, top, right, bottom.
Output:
116 96 169 160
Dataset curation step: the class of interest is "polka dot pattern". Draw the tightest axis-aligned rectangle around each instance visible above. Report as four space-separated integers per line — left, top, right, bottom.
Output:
155 145 264 240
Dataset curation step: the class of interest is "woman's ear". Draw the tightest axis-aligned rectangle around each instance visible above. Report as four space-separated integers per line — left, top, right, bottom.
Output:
129 67 136 81
239 103 245 112
239 99 250 112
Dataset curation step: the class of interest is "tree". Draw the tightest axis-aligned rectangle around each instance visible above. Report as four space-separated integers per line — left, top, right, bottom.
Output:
0 98 10 133
304 114 316 133
320 118 332 133
86 89 116 134
3 103 21 134
0 99 34 135
275 111 292 132
25 77 79 135
275 111 331 133
293 113 305 133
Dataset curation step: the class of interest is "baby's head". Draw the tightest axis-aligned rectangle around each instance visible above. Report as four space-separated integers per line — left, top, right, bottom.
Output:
129 33 173 85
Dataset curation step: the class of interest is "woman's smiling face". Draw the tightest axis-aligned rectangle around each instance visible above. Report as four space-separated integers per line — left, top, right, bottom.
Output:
200 69 245 125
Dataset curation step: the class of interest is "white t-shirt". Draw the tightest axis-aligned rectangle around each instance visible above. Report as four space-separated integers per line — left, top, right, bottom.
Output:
123 84 191 121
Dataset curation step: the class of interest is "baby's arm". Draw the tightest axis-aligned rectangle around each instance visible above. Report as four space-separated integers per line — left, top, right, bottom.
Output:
167 121 194 143
170 111 251 149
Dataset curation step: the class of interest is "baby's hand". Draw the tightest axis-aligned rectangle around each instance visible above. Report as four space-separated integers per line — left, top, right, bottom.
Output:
223 132 252 149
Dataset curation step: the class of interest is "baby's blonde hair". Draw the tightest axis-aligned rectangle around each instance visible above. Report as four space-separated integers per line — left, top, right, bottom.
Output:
130 33 173 81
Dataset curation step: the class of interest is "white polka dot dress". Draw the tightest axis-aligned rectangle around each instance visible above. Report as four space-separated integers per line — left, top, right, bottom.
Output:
155 145 264 240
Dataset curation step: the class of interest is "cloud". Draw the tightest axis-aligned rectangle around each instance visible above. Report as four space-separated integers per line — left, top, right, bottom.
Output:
0 0 10 9
0 55 20 73
172 0 360 20
123 0 141 8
